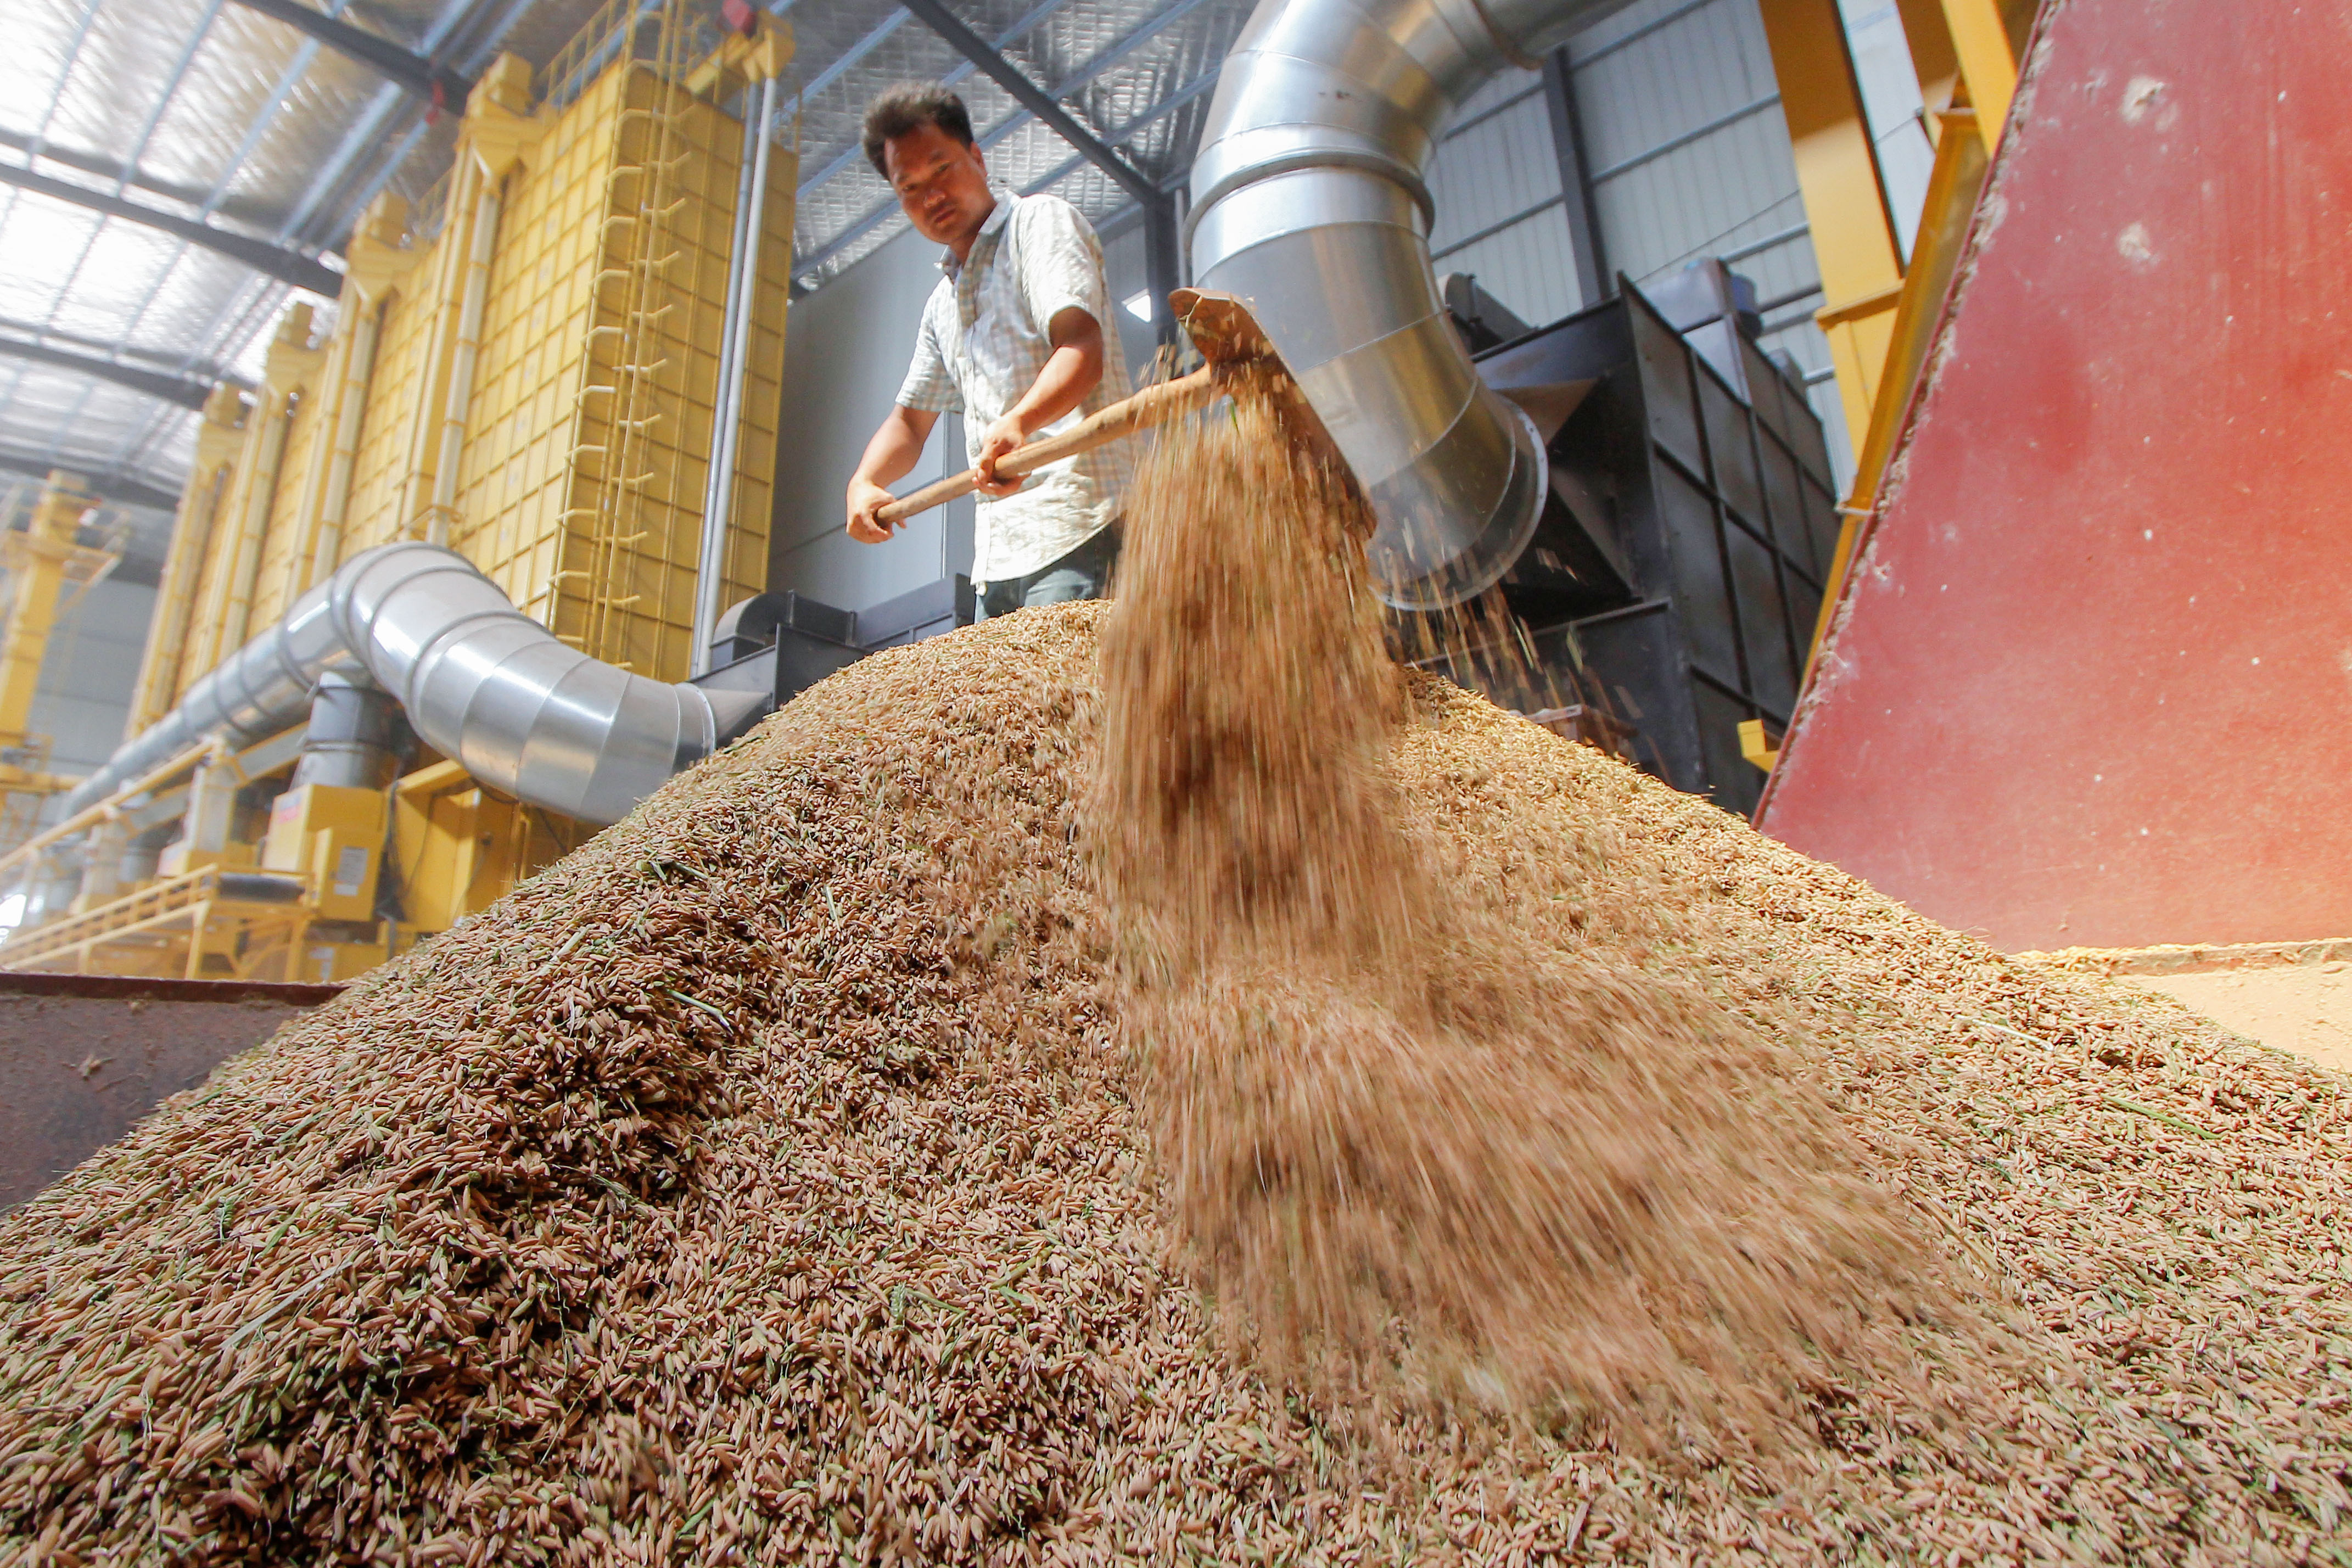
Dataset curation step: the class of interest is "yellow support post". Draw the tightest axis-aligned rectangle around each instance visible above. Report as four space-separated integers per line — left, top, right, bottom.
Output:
200 307 322 671
0 472 88 753
1805 107 1993 669
1759 0 1908 457
128 386 244 737
1940 0 2034 150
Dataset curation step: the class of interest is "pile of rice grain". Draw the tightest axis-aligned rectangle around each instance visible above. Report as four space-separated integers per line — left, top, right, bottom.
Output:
3 469 2350 1563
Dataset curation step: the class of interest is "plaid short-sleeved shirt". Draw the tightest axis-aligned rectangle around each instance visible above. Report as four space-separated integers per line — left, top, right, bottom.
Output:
895 190 1134 585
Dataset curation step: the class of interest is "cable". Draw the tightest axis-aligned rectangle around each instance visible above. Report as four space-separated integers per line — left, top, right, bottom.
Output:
1627 113 1934 288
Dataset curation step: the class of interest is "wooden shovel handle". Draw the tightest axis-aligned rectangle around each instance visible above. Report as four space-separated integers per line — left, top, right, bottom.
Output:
874 365 1220 527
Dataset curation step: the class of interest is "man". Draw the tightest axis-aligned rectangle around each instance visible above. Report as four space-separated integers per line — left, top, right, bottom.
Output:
844 83 1132 619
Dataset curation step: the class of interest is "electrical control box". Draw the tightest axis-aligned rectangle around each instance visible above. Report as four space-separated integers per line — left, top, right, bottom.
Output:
261 782 388 924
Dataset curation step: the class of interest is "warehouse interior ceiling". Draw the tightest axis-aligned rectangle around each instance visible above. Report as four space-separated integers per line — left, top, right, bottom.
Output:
0 0 1255 572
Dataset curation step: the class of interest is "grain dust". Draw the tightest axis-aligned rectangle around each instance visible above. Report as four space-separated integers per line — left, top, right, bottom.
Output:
1095 391 1940 1434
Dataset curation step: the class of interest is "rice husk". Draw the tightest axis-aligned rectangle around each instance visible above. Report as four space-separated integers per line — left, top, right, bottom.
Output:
2 411 2349 1560
1094 392 1944 1435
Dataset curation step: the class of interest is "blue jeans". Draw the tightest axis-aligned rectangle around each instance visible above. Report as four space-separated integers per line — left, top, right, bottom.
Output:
974 525 1121 622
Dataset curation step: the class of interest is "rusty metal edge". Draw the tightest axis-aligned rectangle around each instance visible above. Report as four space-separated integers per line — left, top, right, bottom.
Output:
0 971 346 1006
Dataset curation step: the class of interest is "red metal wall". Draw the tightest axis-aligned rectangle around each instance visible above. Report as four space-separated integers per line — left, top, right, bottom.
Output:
1755 0 2352 952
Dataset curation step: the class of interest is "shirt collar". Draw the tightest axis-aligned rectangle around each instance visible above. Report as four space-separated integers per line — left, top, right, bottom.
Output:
939 188 1015 277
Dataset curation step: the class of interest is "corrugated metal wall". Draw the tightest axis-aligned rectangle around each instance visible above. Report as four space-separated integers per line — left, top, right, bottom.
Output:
1426 70 1585 328
1423 0 1936 491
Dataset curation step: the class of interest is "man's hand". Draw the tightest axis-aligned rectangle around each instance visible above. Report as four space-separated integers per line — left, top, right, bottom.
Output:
845 405 938 545
974 412 1031 498
846 475 898 543
973 307 1105 497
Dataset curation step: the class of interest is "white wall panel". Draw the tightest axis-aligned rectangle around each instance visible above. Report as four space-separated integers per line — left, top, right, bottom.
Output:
769 223 973 614
1425 71 1573 328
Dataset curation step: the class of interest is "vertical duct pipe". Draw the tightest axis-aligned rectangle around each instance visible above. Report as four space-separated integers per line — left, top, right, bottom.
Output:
199 394 277 674
428 175 503 548
120 823 174 888
399 156 484 539
291 673 403 791
691 77 763 675
280 291 361 606
128 386 243 737
210 388 293 659
287 291 383 598
207 304 320 666
71 817 127 911
310 300 382 584
1185 0 1639 608
692 70 777 675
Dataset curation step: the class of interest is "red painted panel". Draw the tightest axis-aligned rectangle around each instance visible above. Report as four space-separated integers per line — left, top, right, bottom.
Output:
1756 0 2352 951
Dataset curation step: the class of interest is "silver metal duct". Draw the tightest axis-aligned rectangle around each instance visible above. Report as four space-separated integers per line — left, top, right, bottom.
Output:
1185 0 1637 608
290 673 404 793
65 541 766 827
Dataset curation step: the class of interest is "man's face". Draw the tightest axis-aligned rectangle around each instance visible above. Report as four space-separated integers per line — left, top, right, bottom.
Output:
883 122 995 247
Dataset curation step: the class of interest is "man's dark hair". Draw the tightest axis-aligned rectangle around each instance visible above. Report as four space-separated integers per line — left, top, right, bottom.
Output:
862 83 975 178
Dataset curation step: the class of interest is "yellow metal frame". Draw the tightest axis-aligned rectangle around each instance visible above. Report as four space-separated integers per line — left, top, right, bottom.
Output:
45 3 796 983
0 865 308 980
0 472 121 849
1759 0 1907 458
0 474 92 755
1806 107 1991 666
1759 0 2035 671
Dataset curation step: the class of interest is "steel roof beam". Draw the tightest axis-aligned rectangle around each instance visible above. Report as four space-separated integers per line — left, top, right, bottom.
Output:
224 0 471 109
0 163 342 297
0 337 216 412
0 131 268 222
0 315 231 386
897 0 1155 205
0 448 181 512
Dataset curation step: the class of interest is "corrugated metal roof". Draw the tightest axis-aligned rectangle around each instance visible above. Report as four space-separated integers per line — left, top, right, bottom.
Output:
0 0 536 557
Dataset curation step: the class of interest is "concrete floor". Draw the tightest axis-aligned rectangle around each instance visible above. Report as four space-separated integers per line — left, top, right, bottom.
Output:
2122 962 2352 1074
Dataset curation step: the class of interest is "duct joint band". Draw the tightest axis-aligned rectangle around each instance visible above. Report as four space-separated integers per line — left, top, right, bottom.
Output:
1183 145 1435 250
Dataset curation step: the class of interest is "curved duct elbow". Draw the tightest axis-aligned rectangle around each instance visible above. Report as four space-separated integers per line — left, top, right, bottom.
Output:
1186 0 1635 608
67 542 764 827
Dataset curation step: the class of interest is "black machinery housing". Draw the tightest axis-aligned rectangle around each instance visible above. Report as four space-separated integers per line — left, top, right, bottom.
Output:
1426 261 1844 817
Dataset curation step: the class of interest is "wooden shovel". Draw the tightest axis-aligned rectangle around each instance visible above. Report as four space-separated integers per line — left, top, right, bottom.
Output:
872 288 1283 528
